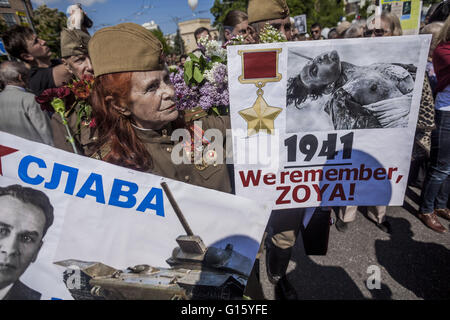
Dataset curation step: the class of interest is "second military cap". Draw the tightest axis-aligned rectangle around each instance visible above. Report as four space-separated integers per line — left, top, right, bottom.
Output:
60 28 90 58
248 0 290 24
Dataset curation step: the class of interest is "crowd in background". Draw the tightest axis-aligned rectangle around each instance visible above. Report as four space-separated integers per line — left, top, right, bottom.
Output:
159 3 450 235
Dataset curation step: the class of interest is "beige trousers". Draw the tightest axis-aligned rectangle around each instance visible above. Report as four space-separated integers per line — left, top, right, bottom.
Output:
338 206 387 224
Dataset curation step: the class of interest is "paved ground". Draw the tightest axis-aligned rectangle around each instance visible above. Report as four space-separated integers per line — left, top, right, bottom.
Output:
258 186 450 300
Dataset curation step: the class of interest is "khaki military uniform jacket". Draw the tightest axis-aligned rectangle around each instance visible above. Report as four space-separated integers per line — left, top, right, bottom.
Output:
51 102 97 156
92 115 232 194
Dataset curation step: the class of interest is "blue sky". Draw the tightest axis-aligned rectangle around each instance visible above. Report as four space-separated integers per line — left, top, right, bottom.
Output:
31 0 217 35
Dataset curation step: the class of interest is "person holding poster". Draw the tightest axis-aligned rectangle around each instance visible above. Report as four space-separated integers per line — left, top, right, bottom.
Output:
0 185 54 300
419 16 450 233
248 0 292 42
88 23 231 193
245 0 303 300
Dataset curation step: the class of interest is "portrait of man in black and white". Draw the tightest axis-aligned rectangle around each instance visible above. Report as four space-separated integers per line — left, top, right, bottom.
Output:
0 184 54 300
286 44 418 132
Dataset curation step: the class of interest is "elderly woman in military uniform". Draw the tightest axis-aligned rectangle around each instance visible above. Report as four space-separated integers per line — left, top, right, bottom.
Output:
88 23 231 193
286 49 416 131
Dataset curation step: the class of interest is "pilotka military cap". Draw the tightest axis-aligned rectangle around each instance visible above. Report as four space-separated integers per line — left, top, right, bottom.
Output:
248 0 290 24
60 28 90 58
89 23 164 77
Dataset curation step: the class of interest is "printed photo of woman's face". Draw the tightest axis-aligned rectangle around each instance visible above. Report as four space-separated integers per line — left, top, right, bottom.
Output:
300 51 341 88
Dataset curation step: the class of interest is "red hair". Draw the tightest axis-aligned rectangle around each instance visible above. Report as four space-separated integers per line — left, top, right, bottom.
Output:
91 72 152 171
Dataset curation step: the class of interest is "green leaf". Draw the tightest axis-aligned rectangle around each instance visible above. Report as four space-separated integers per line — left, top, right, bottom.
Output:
199 55 207 70
188 53 199 63
184 60 193 81
193 67 204 84
211 107 220 116
210 55 223 64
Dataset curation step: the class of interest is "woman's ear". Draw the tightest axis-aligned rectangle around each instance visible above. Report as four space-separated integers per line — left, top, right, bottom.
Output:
105 95 131 116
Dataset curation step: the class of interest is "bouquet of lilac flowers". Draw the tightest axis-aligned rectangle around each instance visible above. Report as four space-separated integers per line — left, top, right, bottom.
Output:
170 36 241 115
170 33 283 115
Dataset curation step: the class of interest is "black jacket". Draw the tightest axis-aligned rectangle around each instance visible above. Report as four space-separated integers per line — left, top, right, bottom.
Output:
3 281 41 300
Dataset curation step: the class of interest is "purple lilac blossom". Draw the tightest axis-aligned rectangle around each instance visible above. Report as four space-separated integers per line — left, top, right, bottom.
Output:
170 69 199 110
170 62 229 111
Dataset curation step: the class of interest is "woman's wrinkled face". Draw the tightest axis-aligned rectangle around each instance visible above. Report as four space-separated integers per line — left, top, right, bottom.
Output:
128 69 178 130
300 50 341 88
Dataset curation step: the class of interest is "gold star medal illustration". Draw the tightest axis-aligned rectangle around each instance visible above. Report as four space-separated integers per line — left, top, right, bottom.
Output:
238 48 282 136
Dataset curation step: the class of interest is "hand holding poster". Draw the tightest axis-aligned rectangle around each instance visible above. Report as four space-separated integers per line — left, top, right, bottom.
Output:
0 132 271 300
227 36 431 209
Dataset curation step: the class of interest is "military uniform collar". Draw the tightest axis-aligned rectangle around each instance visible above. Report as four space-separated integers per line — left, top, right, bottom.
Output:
133 123 173 143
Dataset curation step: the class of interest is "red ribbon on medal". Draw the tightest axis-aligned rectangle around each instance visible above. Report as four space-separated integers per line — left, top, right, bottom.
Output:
242 51 278 80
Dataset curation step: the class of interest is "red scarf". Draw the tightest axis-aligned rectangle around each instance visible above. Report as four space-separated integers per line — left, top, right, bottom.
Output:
433 41 450 94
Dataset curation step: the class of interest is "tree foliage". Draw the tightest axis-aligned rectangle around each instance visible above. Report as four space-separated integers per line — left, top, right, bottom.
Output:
151 28 172 54
32 5 67 58
210 0 345 32
210 0 248 27
289 0 344 29
173 28 185 55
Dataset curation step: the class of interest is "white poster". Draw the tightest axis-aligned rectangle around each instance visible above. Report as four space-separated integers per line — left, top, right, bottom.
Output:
227 36 431 209
0 132 271 300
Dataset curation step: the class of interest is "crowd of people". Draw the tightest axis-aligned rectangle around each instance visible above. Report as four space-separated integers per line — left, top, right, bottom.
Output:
0 0 449 300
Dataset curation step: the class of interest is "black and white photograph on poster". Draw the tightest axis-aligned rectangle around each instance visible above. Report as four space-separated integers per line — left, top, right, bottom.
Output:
0 174 69 300
402 1 412 16
294 14 307 34
286 37 421 132
0 185 54 300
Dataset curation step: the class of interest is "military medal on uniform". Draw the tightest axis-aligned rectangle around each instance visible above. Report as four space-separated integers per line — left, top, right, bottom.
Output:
183 123 218 170
238 49 283 136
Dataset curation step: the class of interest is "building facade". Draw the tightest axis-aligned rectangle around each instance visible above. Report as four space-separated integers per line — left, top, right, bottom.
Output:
165 32 176 48
142 20 160 31
0 0 33 28
178 18 219 53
